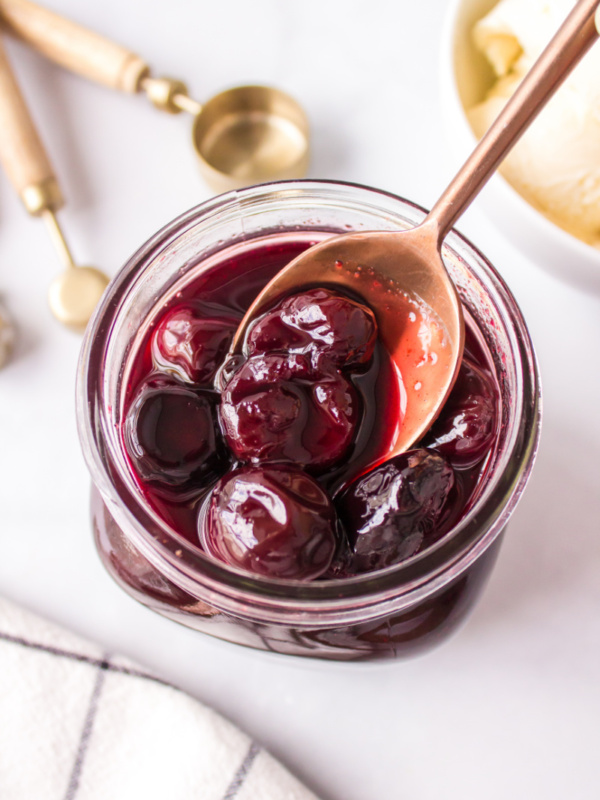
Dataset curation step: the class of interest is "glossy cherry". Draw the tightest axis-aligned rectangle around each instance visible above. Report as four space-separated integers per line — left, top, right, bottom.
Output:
336 449 456 574
219 352 359 470
421 358 498 468
201 465 337 580
152 305 238 385
245 288 377 368
124 376 228 490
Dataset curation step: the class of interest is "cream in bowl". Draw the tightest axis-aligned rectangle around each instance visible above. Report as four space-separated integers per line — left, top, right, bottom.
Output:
442 0 600 290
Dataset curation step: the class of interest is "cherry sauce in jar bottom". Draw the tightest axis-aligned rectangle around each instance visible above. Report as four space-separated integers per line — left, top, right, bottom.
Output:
78 181 540 661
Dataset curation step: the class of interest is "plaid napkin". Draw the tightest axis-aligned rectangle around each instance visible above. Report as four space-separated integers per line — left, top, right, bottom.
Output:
0 597 320 800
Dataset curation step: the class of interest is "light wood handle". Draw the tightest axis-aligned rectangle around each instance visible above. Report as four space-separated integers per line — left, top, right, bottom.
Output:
0 0 149 93
0 34 63 214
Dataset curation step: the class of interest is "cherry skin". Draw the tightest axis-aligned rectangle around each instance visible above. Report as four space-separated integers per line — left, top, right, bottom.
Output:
245 288 377 368
421 358 497 468
336 449 456 574
124 376 228 490
152 305 238 386
219 352 359 471
201 465 337 580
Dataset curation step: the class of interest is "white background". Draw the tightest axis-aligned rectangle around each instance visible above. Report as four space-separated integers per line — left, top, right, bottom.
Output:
2 1 600 798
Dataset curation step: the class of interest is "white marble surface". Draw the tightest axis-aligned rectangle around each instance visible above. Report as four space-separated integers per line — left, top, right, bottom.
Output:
2 1 600 798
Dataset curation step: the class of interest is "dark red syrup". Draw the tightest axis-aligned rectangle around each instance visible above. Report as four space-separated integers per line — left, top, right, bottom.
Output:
121 234 500 580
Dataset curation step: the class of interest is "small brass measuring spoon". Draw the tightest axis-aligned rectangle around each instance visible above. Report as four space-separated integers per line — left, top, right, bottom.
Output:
233 0 600 458
0 34 109 330
0 0 310 192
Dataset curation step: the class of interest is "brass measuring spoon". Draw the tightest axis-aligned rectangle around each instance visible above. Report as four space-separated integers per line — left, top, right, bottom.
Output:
0 0 310 192
0 34 109 330
232 0 599 458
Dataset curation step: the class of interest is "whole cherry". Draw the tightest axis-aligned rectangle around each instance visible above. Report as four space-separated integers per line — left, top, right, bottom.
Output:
201 465 337 580
220 352 359 471
421 358 497 468
245 288 377 368
152 305 239 386
124 376 228 490
336 449 456 574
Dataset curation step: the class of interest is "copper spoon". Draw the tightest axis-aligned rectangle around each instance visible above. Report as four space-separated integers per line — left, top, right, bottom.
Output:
232 0 599 459
0 35 109 330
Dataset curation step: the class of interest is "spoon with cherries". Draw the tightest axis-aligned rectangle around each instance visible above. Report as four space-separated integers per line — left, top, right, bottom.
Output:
232 0 599 457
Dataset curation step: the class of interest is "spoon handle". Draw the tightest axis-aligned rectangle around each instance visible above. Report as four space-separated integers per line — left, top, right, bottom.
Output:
0 0 149 92
428 0 600 241
0 0 193 114
0 32 63 215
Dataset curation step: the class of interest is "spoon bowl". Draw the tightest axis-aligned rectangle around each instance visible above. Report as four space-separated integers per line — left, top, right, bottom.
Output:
190 85 310 193
48 265 109 331
231 220 464 457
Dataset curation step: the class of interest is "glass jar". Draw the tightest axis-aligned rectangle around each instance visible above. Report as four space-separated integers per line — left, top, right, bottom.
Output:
76 180 541 662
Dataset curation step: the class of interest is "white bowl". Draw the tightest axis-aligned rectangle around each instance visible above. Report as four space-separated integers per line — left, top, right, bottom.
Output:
440 0 600 293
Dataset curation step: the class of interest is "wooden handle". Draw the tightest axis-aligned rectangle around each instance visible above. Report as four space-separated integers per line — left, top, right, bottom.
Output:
0 34 63 214
0 0 149 93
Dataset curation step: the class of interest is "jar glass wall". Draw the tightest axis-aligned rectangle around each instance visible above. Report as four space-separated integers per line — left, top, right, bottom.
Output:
77 180 541 661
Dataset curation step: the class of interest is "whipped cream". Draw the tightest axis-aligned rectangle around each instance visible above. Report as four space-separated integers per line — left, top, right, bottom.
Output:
468 0 600 247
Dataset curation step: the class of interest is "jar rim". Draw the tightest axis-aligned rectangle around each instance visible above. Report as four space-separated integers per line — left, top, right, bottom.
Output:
76 179 541 621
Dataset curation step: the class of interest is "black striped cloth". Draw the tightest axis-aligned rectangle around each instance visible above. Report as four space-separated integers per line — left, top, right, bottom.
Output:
0 598 319 800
